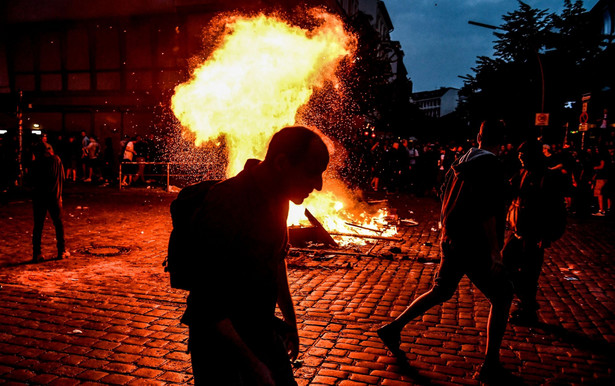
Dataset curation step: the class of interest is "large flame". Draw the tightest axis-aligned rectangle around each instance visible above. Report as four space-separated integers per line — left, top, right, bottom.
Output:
171 10 397 245
172 10 354 176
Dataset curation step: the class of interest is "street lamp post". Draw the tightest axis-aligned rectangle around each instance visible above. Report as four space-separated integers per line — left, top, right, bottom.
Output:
17 90 24 187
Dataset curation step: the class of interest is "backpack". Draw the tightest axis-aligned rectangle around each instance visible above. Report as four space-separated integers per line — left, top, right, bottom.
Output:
164 179 220 290
507 169 567 244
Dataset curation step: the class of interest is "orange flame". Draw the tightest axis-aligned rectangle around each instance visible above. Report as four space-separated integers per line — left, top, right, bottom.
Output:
171 10 397 244
288 179 397 246
172 10 354 176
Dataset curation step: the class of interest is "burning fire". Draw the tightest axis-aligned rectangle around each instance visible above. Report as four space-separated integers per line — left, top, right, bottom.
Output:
288 179 397 246
172 10 354 177
171 9 396 245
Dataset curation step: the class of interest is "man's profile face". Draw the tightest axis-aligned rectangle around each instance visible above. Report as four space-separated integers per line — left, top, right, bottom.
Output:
283 142 329 205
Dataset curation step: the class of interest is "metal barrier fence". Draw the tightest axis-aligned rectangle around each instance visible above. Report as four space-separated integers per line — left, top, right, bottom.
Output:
118 161 215 191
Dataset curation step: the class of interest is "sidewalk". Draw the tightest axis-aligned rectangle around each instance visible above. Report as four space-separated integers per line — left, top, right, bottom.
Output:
0 184 614 385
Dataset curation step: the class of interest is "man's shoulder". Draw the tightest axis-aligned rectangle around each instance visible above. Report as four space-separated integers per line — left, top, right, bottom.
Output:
468 151 502 173
203 173 251 210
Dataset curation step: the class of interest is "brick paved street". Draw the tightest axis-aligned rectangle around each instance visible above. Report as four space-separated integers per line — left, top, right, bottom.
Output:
0 184 614 385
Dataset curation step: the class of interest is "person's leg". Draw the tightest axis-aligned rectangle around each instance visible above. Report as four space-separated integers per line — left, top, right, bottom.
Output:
468 263 513 368
594 180 606 214
485 289 512 365
515 240 544 318
502 234 522 286
378 252 462 354
86 162 93 181
387 278 460 330
48 199 67 258
121 161 128 185
32 200 47 261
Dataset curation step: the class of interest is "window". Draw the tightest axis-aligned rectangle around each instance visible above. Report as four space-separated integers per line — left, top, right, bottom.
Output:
39 32 62 72
66 28 90 71
95 25 120 70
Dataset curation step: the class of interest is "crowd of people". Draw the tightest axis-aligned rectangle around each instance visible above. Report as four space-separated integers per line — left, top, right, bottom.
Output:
0 130 165 191
1 126 615 219
344 130 615 218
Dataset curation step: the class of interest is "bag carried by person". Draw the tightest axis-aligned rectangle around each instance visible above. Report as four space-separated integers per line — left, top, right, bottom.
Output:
164 180 220 290
508 169 567 244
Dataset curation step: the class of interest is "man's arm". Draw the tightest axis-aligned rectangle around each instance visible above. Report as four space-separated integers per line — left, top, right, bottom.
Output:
215 319 274 386
277 259 299 360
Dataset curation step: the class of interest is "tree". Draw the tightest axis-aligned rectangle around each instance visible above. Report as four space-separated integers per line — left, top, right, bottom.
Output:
494 1 550 64
459 0 605 143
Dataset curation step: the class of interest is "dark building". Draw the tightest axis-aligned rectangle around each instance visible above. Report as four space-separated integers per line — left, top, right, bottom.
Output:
592 0 615 42
0 0 359 143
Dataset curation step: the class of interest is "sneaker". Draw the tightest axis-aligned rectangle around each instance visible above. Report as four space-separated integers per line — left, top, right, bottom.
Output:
377 324 403 357
592 211 606 217
83 178 91 182
57 250 70 260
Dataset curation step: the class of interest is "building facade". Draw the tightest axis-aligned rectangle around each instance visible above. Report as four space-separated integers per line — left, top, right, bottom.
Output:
411 87 459 119
357 0 408 84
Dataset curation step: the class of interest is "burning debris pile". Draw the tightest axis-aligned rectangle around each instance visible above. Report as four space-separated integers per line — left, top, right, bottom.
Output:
170 9 403 248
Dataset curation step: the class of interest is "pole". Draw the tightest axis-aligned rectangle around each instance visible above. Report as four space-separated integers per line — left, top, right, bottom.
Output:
166 162 170 192
536 51 545 113
468 20 498 30
17 90 23 187
563 122 568 147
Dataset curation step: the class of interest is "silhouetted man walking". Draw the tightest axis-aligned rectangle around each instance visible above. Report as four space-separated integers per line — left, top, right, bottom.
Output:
182 126 330 385
378 120 513 382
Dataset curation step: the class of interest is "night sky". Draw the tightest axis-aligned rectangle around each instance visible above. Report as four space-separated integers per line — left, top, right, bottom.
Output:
385 0 600 92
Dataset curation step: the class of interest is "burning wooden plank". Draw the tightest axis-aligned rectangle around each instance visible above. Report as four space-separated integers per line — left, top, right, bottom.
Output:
304 209 339 248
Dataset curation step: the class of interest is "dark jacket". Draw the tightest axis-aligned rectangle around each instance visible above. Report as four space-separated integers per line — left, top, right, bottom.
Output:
508 167 566 244
440 148 509 251
32 154 64 202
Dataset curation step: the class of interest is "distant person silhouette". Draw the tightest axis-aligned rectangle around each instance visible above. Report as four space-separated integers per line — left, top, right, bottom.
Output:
182 126 330 385
377 120 513 382
31 142 69 262
503 140 566 325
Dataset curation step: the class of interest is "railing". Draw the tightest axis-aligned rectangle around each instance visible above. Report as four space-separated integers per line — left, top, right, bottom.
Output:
118 161 217 191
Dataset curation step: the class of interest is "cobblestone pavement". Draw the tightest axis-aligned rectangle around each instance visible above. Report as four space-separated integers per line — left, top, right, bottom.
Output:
0 184 614 385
